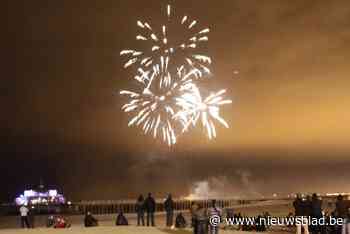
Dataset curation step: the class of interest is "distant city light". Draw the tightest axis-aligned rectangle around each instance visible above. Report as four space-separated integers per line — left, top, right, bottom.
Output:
24 190 35 197
15 188 65 206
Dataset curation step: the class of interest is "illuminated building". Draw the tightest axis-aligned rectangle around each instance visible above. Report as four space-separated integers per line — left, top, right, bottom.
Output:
15 181 66 206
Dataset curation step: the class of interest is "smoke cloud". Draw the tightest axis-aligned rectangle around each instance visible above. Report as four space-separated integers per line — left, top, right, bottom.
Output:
186 169 262 199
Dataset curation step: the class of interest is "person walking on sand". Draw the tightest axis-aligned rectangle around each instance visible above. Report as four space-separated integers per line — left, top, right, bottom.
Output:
136 194 145 226
164 194 175 227
19 204 30 228
144 193 156 226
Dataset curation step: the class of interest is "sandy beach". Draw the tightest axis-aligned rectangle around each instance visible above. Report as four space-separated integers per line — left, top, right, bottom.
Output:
0 227 291 234
0 200 296 234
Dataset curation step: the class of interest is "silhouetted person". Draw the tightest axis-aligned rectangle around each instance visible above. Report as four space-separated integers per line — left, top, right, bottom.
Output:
208 200 222 234
263 211 271 230
164 194 175 227
144 193 156 226
342 208 350 234
337 195 349 219
305 195 313 233
116 211 129 226
294 195 304 217
287 212 294 228
19 205 30 228
311 194 322 217
175 212 187 229
84 211 98 227
311 194 323 234
336 195 349 234
241 215 249 231
236 213 243 230
47 215 55 228
194 203 208 234
323 211 331 234
328 209 342 234
305 195 313 216
256 215 266 232
190 202 199 234
136 194 145 226
294 194 309 234
242 214 254 231
226 208 234 219
28 206 35 228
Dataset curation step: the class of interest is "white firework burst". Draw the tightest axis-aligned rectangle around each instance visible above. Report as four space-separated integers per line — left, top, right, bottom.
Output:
175 89 232 140
120 4 211 82
119 4 233 146
120 70 200 145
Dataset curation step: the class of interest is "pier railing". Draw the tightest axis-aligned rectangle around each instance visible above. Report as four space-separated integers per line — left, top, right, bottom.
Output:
1 195 339 216
0 198 271 216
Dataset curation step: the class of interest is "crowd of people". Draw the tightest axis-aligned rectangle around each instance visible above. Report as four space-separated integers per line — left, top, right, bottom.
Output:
190 200 270 234
135 193 157 227
18 192 186 229
191 199 223 234
134 192 187 228
19 204 72 229
84 210 129 227
18 193 350 234
293 194 350 234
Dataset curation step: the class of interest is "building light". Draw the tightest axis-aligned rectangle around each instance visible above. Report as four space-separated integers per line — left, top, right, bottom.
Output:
49 190 58 197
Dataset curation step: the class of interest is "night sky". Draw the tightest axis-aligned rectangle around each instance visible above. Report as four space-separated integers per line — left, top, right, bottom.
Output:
2 0 350 202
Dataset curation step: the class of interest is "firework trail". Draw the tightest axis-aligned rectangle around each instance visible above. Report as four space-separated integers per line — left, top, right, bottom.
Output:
175 89 232 139
120 70 200 146
120 4 211 83
121 89 178 146
119 4 232 145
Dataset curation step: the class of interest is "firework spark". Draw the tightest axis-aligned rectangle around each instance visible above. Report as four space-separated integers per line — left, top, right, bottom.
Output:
119 4 232 146
175 89 232 139
120 4 211 82
120 70 201 145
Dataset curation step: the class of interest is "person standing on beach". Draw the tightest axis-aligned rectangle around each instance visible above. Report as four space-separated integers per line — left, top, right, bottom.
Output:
311 194 323 234
136 194 145 226
208 200 222 234
164 194 175 227
144 193 156 226
294 194 309 234
19 204 30 228
336 195 350 234
28 205 35 228
190 202 199 234
305 195 313 234
194 203 208 234
342 208 350 234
